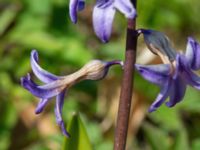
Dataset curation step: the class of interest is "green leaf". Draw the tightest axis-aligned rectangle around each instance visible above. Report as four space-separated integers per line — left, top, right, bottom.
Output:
171 129 189 150
63 113 93 150
143 123 169 150
179 87 200 113
192 139 200 150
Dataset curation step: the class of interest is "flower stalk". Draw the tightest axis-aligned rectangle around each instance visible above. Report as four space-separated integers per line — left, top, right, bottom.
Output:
114 0 137 149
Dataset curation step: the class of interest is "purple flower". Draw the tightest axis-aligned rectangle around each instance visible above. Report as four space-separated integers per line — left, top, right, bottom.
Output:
69 0 85 23
135 37 200 112
69 0 136 43
93 0 136 42
21 50 122 137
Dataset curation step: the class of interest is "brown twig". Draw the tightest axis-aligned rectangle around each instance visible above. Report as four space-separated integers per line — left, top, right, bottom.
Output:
114 0 137 149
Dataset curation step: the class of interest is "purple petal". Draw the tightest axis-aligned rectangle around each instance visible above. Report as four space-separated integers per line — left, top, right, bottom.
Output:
165 76 187 107
35 98 49 114
185 37 194 64
69 0 79 23
183 66 200 89
178 54 200 89
148 79 171 112
135 64 171 86
54 90 70 137
95 0 113 8
185 37 200 70
114 0 136 19
31 50 60 83
77 0 85 11
69 0 85 23
21 74 64 99
93 3 115 43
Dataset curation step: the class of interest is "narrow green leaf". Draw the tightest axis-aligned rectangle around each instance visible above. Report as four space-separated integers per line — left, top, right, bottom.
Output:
171 129 189 150
63 113 93 150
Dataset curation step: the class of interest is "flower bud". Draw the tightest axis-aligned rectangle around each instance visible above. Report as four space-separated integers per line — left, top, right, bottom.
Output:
140 29 177 61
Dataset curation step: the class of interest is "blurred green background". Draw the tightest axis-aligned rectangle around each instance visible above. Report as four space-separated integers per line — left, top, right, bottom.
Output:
1 0 200 149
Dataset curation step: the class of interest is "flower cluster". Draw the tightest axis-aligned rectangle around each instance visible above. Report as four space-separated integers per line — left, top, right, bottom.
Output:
69 0 136 43
136 30 200 112
22 0 135 135
21 30 200 136
21 50 122 137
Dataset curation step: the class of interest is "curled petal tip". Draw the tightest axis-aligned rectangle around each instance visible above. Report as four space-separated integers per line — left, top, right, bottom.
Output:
71 18 77 24
102 39 109 43
20 75 31 89
21 75 61 99
21 73 32 86
35 107 43 114
114 0 136 19
21 75 35 90
31 49 38 53
148 106 156 113
165 102 174 107
35 99 49 114
99 37 109 43
69 0 78 24
69 0 86 24
186 36 200 70
187 36 195 42
60 121 70 138
31 49 38 54
31 50 59 83
31 49 39 62
98 33 109 43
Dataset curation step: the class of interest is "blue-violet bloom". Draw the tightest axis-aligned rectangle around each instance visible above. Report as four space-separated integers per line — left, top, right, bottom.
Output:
135 35 200 112
21 50 122 137
69 0 85 23
93 0 136 42
69 0 136 43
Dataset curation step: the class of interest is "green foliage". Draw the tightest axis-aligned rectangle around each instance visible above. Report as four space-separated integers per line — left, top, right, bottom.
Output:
1 0 200 149
143 123 169 150
63 113 92 150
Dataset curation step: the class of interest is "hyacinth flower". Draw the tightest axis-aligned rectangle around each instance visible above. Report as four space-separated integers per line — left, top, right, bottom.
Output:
69 0 136 43
135 29 200 112
21 50 122 137
69 0 85 23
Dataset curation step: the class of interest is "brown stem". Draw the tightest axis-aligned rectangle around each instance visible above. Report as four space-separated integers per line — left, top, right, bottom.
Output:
114 0 137 150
